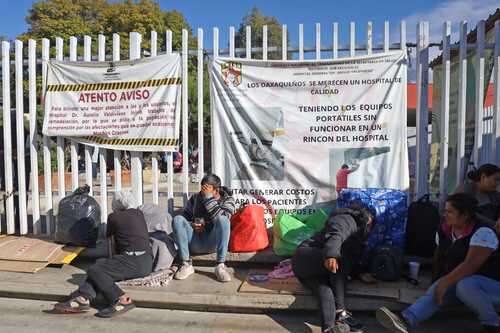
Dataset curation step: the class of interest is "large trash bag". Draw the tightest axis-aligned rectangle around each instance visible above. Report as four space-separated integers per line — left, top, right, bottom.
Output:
55 185 101 247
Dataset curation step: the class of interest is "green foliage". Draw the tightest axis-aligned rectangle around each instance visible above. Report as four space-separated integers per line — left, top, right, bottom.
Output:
235 7 284 60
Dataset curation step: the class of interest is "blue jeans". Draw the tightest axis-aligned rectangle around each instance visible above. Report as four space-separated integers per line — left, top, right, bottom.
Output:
403 275 500 327
456 275 500 326
172 215 230 263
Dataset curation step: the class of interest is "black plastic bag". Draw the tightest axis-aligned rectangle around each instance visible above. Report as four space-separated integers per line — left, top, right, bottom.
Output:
55 185 101 247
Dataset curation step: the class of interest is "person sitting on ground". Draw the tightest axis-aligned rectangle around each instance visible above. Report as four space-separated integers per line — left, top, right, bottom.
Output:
53 191 153 318
456 163 500 234
172 173 235 282
376 193 500 333
292 203 374 333
336 163 359 195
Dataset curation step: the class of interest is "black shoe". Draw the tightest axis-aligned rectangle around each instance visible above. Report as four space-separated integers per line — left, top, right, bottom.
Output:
480 326 500 333
375 307 409 333
95 301 135 318
336 310 364 333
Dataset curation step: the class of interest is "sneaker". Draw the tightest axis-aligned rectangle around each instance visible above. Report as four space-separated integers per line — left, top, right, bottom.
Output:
376 307 409 333
214 263 232 282
174 262 195 280
336 310 364 333
304 322 349 333
480 326 500 333
325 323 350 333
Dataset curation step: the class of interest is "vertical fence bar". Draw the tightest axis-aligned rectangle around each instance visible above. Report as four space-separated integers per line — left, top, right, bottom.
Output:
42 38 52 234
129 32 143 205
473 20 485 166
28 39 40 234
150 31 159 205
299 24 304 60
197 28 204 186
69 37 79 191
229 26 235 58
384 21 390 52
83 36 93 196
439 22 451 209
333 23 338 59
212 27 219 187
98 34 108 221
494 21 500 165
456 22 468 187
2 41 14 234
55 37 65 200
246 26 251 59
415 22 430 199
315 23 321 60
15 40 28 234
112 33 122 193
263 25 268 60
182 29 189 201
282 24 287 60
367 21 373 55
166 30 172 55
350 22 356 57
166 30 174 213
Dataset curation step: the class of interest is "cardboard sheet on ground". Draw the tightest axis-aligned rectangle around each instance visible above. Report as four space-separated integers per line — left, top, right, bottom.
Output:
0 236 63 262
0 260 49 273
0 236 84 273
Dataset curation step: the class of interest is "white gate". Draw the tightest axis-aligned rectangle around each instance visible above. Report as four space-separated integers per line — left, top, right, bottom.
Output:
0 19 499 235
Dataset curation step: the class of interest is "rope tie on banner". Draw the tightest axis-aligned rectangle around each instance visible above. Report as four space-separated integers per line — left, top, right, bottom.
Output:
0 191 15 203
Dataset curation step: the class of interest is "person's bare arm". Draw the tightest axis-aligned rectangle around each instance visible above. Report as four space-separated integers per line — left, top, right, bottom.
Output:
434 245 494 304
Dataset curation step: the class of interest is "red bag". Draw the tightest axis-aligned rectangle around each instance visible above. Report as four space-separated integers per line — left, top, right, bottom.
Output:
229 204 269 252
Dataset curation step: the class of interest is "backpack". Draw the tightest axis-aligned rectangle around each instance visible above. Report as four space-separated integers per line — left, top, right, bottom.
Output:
369 245 403 281
405 194 440 258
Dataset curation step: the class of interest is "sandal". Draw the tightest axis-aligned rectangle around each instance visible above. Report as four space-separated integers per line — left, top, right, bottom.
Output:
95 301 136 318
53 297 91 314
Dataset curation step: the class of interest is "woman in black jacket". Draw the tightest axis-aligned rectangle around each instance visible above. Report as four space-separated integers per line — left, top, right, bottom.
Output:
292 205 374 333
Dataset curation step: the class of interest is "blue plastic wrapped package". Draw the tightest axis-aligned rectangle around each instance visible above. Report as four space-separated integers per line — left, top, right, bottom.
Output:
337 188 408 253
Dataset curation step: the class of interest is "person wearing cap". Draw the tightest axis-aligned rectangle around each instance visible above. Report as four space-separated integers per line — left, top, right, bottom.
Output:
52 191 153 318
172 173 235 282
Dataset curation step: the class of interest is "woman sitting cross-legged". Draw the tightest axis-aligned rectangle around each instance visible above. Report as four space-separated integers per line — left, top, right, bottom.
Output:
377 193 500 333
292 204 375 333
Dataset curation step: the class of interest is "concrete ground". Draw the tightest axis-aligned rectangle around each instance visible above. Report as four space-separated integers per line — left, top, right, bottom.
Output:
0 297 480 333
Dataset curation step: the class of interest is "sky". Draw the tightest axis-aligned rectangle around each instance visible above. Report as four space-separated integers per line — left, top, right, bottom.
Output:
0 0 498 59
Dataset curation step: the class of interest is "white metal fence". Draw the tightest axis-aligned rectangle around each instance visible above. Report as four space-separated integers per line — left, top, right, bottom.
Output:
0 19 499 235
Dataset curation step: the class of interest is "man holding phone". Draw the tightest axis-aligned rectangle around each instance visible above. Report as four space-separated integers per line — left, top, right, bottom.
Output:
172 174 235 282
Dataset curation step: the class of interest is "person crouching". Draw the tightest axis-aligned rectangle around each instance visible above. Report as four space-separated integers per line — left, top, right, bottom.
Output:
53 191 153 318
172 173 235 282
292 204 374 333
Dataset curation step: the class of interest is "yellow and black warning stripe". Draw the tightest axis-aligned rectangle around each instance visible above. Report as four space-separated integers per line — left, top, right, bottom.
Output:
81 137 179 146
46 78 182 92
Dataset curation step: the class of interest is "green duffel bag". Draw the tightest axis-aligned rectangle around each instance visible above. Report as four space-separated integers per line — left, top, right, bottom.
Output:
304 208 329 233
273 212 316 257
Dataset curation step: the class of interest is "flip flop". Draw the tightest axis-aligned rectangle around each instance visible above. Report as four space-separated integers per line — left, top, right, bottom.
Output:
95 301 136 318
52 298 91 314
